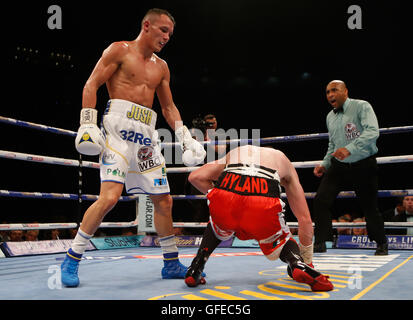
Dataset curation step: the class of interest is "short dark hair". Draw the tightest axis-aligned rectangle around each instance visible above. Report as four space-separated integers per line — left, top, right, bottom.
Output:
142 8 176 27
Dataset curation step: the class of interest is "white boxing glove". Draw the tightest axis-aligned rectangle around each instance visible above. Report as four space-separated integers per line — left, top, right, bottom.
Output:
175 125 206 166
75 108 106 156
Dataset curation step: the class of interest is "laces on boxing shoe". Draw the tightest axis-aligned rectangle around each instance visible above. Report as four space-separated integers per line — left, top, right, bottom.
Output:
162 260 188 279
61 255 80 287
291 261 333 292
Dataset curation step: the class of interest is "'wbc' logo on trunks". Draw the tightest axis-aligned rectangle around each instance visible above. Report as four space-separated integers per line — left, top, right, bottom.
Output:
126 104 153 125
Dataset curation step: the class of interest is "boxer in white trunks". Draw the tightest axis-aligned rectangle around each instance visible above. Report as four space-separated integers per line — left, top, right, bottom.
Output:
61 8 206 287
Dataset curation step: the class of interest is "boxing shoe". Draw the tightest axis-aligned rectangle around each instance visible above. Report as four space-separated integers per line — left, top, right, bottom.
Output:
161 260 189 279
291 261 333 292
61 253 80 287
287 262 314 278
184 248 209 286
162 259 206 280
185 265 206 287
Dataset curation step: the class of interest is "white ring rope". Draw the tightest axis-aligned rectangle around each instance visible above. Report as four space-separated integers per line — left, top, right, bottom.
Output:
2 221 412 231
0 223 78 231
1 150 412 172
0 150 99 169
165 155 413 172
0 221 138 231
171 221 413 229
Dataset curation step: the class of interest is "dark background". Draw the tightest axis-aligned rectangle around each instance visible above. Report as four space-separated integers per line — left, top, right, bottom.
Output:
1 1 411 228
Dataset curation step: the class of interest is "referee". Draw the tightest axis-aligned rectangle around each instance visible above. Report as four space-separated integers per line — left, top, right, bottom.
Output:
312 80 388 255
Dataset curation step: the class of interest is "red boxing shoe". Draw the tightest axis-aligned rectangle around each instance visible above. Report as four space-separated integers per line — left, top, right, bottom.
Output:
185 274 206 287
287 262 314 278
292 267 334 292
185 263 207 287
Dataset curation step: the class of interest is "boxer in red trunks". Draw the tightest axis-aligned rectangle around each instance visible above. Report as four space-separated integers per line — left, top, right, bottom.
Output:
185 145 333 292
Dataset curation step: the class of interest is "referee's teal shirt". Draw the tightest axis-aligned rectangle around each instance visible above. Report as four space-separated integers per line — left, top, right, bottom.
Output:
321 98 379 169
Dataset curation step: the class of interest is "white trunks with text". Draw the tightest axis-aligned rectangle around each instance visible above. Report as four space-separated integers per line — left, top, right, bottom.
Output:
100 99 169 195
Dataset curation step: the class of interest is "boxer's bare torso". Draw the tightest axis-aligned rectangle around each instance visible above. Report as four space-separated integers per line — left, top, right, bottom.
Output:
105 41 167 108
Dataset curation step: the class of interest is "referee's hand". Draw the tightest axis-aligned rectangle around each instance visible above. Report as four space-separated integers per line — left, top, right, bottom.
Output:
332 147 351 161
313 165 326 177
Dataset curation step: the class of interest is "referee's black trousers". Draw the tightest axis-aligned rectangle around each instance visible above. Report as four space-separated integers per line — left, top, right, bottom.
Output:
313 156 387 245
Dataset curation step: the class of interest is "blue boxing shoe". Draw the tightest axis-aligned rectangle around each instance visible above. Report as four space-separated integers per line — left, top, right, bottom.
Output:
161 253 205 279
162 259 190 279
61 249 82 287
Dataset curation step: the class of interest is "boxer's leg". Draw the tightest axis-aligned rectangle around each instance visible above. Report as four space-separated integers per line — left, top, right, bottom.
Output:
185 223 222 287
81 181 124 235
61 181 124 287
151 194 180 276
150 193 194 279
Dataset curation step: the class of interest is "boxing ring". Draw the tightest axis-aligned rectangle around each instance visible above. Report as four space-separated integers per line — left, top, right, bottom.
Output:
1 115 413 302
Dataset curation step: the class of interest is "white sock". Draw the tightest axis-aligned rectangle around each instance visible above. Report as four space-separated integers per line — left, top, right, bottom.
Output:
159 235 178 257
71 229 93 255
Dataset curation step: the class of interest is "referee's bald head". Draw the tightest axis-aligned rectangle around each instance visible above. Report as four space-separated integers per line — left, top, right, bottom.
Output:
328 80 347 89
